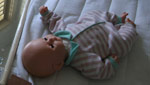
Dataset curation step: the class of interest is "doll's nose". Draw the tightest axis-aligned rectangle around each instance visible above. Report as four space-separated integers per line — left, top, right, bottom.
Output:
47 37 57 44
47 38 54 44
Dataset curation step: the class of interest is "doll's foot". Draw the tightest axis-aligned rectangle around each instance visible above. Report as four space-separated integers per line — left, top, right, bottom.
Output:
121 12 128 23
126 18 136 27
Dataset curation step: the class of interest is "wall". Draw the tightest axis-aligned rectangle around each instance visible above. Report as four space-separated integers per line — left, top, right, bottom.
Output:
0 0 25 66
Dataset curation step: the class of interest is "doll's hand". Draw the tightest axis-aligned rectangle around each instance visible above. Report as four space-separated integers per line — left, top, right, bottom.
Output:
121 12 128 23
39 6 49 16
111 54 119 64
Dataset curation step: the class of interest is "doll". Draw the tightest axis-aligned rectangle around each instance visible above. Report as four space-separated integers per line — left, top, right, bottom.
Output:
22 6 137 79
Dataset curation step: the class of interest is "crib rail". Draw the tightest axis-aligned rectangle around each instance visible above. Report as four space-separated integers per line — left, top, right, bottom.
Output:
0 0 30 84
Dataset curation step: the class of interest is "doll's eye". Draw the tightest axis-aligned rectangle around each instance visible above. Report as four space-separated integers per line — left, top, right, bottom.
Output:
44 38 47 41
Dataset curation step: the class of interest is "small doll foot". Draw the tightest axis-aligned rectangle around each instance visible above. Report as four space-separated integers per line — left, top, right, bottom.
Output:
121 12 128 23
126 18 136 27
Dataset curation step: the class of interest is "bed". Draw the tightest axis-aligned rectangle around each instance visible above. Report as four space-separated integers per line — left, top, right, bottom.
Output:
1 0 150 85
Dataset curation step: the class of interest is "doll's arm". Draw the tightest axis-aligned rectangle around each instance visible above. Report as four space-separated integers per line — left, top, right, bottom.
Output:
39 6 53 24
39 6 61 32
107 12 128 25
71 53 119 79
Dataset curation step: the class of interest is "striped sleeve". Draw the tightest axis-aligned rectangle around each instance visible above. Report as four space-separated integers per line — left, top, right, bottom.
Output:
107 22 137 57
77 10 122 26
70 53 115 79
106 12 122 24
40 11 65 33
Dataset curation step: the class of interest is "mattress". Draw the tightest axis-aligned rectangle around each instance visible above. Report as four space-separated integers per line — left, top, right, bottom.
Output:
4 0 150 85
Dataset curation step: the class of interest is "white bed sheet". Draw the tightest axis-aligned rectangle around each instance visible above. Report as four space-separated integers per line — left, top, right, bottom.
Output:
12 0 150 85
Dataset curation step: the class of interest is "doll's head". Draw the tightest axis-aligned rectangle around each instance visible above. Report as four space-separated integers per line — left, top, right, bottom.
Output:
22 34 68 77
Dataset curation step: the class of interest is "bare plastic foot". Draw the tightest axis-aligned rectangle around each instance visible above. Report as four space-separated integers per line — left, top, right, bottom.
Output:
126 18 136 27
121 12 128 23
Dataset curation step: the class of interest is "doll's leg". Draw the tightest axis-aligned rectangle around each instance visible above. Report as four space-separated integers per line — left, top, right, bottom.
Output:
71 53 116 79
109 18 137 57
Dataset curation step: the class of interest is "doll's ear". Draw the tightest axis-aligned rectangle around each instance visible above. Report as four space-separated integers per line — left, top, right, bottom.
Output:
53 61 64 71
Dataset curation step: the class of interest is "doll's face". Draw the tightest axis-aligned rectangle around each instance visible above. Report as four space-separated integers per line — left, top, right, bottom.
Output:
22 34 67 77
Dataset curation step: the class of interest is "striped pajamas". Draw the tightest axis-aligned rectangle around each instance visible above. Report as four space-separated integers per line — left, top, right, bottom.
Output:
41 10 137 79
